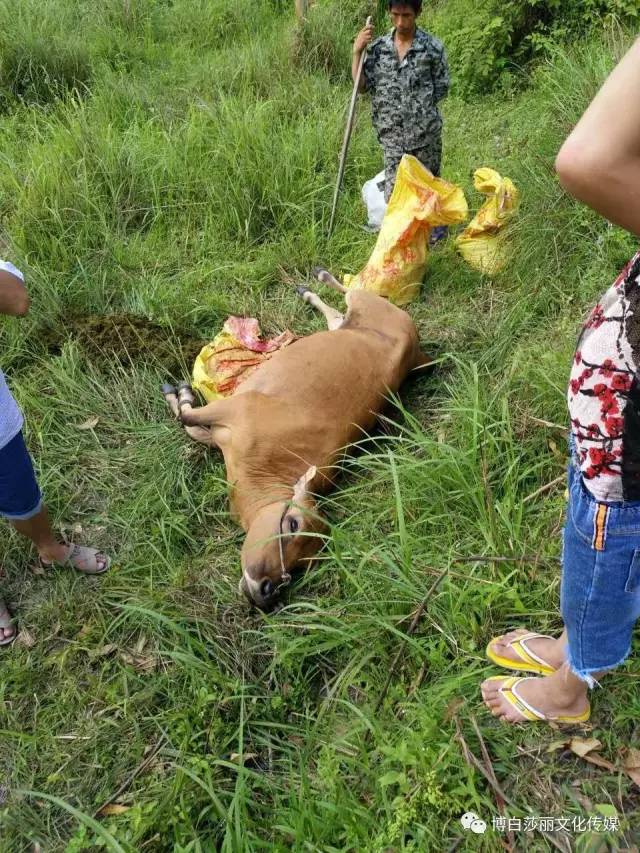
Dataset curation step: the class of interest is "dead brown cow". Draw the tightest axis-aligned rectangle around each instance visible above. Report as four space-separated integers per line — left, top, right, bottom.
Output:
162 269 429 610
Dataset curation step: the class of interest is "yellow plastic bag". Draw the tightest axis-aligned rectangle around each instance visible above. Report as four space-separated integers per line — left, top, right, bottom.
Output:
192 317 297 402
343 154 468 305
456 167 519 275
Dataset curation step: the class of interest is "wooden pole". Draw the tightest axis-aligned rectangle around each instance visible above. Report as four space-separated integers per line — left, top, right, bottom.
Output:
327 16 373 237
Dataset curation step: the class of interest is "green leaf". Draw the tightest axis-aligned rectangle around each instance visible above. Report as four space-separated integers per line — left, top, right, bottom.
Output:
378 771 407 788
594 803 617 817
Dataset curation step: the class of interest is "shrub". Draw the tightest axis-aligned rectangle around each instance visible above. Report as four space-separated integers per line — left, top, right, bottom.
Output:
425 0 639 96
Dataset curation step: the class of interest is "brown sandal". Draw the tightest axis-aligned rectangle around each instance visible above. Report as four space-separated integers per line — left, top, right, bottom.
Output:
41 543 111 575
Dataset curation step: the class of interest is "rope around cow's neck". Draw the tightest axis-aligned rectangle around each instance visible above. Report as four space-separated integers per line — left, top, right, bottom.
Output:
277 504 292 589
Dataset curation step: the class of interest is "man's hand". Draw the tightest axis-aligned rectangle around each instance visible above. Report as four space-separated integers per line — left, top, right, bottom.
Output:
352 22 374 90
353 22 374 55
0 269 29 317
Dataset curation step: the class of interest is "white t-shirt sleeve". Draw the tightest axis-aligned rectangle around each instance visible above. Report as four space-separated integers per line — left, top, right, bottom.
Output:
0 258 25 449
0 259 24 281
0 371 23 449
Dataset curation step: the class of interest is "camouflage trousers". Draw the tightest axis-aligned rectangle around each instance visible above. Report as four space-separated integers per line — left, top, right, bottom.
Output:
383 139 442 202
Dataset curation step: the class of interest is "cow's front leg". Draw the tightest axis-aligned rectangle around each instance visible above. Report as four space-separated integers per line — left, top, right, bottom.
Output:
296 285 344 331
161 383 213 445
177 386 238 430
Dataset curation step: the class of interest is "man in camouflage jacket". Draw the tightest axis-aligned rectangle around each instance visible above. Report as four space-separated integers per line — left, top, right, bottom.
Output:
353 0 450 202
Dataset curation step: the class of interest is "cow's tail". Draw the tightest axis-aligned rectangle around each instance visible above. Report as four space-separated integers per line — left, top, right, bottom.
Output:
312 267 347 294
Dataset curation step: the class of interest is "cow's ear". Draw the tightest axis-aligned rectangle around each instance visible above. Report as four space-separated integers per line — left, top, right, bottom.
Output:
292 466 317 504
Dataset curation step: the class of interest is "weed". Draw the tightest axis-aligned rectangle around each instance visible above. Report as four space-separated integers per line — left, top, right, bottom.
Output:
0 2 638 850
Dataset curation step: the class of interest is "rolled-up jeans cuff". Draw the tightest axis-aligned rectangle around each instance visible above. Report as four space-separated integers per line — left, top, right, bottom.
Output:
567 645 631 689
1 497 42 521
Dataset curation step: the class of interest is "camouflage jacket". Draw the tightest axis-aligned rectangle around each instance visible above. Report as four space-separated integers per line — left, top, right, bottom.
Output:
362 28 449 151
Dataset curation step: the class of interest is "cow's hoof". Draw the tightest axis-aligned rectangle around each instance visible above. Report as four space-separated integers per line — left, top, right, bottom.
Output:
311 267 346 293
311 266 328 282
296 285 311 298
177 383 195 409
161 383 176 397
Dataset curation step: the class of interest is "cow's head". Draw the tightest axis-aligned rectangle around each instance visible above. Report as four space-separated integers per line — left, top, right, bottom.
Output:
239 467 327 610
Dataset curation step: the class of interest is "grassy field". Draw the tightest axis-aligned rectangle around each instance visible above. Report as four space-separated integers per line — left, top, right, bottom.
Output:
0 0 639 850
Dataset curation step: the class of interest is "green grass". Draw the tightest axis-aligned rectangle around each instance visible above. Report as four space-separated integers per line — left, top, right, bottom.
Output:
0 2 639 850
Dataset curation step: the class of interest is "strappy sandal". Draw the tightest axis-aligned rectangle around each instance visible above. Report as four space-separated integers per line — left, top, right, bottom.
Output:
0 599 17 647
40 543 111 575
484 676 591 724
486 631 558 676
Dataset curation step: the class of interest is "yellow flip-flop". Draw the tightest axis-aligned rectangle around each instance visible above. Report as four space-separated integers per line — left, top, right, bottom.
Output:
484 676 591 723
486 631 557 676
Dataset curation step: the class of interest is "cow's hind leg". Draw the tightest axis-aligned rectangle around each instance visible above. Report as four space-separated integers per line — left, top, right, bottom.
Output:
312 267 347 294
161 383 213 445
296 285 344 331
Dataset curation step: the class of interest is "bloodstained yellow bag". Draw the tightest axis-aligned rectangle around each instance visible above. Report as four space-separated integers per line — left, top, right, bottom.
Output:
456 167 519 275
192 317 297 402
343 154 468 305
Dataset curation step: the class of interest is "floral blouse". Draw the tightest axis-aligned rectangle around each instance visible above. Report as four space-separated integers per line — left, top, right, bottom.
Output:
569 251 640 501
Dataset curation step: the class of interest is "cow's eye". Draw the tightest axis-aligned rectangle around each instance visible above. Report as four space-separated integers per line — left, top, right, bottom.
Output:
288 517 299 534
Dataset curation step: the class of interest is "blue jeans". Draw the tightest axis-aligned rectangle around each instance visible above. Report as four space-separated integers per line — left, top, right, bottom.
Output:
0 431 42 521
561 459 640 685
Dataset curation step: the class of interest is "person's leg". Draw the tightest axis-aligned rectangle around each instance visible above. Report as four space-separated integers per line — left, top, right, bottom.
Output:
482 463 640 722
12 505 76 563
383 148 403 203
411 135 443 179
481 662 593 723
12 506 109 573
1 431 109 574
411 138 449 245
0 431 45 644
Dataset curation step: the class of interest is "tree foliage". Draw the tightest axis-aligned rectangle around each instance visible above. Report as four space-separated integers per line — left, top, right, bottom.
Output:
427 0 639 96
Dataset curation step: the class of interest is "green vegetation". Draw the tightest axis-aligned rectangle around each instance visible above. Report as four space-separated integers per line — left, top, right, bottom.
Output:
430 0 638 95
0 0 638 849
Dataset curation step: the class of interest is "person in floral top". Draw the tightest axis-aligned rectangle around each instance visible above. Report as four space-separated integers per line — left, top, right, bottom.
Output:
569 253 640 494
481 37 640 723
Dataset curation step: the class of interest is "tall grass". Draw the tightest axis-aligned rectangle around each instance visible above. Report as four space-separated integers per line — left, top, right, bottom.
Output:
0 1 639 850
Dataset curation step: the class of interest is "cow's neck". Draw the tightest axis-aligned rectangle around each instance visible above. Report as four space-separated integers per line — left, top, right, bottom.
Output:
232 476 293 531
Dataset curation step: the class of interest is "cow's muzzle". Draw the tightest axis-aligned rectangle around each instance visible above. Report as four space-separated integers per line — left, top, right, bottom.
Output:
239 575 282 612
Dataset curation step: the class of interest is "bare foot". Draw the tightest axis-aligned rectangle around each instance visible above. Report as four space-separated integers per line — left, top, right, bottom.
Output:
38 540 71 564
488 628 566 672
481 668 590 723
